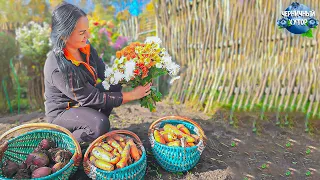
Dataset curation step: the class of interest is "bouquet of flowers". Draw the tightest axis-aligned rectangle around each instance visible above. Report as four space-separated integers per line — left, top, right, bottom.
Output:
102 37 180 112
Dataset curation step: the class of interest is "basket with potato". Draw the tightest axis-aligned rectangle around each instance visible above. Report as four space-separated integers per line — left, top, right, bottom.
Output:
148 116 206 172
0 123 82 180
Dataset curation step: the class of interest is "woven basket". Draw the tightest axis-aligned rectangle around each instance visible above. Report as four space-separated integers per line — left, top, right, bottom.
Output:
83 130 147 180
148 116 207 173
0 123 82 180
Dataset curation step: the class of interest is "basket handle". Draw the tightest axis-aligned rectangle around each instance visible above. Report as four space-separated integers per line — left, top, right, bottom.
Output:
83 130 142 164
0 123 82 165
148 116 207 142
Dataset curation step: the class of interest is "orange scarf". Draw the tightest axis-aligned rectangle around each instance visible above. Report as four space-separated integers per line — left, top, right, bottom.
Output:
63 44 97 83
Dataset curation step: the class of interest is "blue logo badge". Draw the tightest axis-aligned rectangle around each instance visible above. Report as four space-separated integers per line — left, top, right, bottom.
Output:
277 2 318 37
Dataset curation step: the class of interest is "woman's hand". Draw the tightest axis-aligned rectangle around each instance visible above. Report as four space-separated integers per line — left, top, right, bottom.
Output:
131 83 152 100
122 83 152 104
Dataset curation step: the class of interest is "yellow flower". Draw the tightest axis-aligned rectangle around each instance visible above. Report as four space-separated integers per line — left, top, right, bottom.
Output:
101 20 107 26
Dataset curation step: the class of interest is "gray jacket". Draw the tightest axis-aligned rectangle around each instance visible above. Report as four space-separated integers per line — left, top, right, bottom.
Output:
44 45 123 121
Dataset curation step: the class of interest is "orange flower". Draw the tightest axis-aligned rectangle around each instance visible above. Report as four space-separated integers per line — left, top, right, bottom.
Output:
134 69 140 76
130 52 137 59
116 51 122 59
142 70 149 79
149 61 156 67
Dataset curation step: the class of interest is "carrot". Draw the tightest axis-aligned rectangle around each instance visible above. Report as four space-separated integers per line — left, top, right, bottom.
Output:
101 143 113 152
94 159 114 171
119 141 126 148
167 140 181 147
112 134 125 142
89 155 97 163
107 137 123 153
153 130 166 144
112 148 118 153
138 149 142 156
112 149 121 158
116 157 127 169
162 132 177 143
92 147 114 162
120 143 130 158
127 139 141 161
187 142 195 147
116 143 130 169
108 155 120 165
164 124 195 143
177 124 191 135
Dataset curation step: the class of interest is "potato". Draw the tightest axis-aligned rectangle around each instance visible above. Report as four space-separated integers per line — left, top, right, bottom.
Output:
38 139 56 150
1 160 19 178
54 149 72 163
13 169 31 179
25 152 49 168
31 167 52 178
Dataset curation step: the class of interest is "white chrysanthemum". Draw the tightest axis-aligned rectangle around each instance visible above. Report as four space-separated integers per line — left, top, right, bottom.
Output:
119 56 126 64
104 66 113 77
166 62 180 76
102 81 110 90
109 76 115 84
124 60 136 81
114 71 124 84
169 76 180 84
112 63 118 70
155 63 162 68
145 36 162 44
161 55 172 65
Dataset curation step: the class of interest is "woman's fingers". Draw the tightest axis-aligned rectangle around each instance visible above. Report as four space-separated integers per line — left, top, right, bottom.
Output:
144 82 152 87
144 83 152 91
145 90 151 96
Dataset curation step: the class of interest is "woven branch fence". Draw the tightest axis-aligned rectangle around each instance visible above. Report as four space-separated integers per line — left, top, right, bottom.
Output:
154 0 320 131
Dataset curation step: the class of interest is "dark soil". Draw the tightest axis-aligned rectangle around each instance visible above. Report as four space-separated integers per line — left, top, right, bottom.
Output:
1 102 320 180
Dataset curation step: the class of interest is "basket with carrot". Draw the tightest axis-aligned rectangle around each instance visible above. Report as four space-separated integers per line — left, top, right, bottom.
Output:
83 130 147 180
148 116 207 172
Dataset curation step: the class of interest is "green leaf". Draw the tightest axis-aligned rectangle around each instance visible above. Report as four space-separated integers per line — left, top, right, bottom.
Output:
306 148 311 155
231 141 236 147
285 170 291 176
286 142 291 147
306 170 311 176
301 29 313 38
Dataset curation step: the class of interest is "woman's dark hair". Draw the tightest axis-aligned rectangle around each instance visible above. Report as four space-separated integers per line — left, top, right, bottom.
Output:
51 2 87 88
